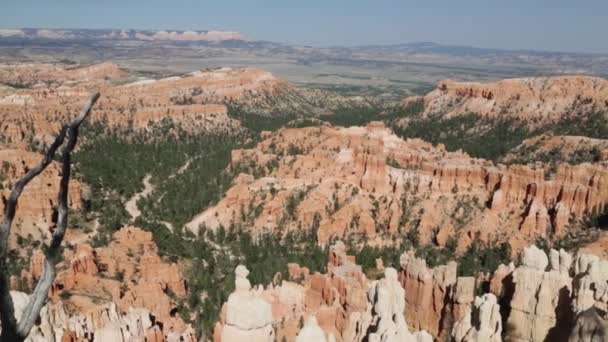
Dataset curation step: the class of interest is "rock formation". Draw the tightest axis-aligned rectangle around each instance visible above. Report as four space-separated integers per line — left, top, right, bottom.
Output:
214 242 432 342
0 148 83 242
295 316 329 342
4 290 193 342
0 63 366 146
9 227 195 341
219 265 274 342
186 122 608 254
398 250 459 339
452 293 502 342
403 76 608 124
569 307 608 342
505 245 573 342
366 267 433 342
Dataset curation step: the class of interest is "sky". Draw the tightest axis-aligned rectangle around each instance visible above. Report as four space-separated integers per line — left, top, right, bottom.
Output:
2 0 608 53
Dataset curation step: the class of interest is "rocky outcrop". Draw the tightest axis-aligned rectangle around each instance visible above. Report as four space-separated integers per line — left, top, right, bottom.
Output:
214 242 433 342
572 254 608 315
7 288 194 342
505 245 573 342
0 148 83 242
186 122 608 255
404 76 608 124
366 267 433 342
210 242 608 342
452 293 502 342
219 265 274 342
0 63 367 146
0 65 280 144
569 307 608 342
295 316 330 342
398 250 459 339
11 226 195 341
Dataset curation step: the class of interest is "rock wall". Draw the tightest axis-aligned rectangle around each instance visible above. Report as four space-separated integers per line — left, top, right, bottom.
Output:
398 250 459 339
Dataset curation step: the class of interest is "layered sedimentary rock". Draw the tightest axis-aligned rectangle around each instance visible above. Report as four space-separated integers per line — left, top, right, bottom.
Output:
11 226 195 341
403 76 608 123
398 250 459 339
0 62 367 145
0 64 282 144
187 122 608 254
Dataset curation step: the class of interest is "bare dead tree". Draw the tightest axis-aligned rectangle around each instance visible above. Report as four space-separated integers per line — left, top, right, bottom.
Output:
0 93 100 342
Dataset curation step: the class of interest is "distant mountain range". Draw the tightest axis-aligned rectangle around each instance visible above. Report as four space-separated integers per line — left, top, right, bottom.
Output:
0 28 247 42
1 28 606 57
1 28 606 90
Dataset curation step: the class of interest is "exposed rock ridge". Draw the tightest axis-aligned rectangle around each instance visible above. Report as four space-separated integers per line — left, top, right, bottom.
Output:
188 122 608 253
404 76 608 123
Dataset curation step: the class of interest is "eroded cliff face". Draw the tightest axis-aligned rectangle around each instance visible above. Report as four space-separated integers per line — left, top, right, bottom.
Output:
211 241 608 342
0 148 83 243
9 227 195 341
403 76 608 124
0 62 369 146
0 63 288 144
213 241 433 342
186 122 608 254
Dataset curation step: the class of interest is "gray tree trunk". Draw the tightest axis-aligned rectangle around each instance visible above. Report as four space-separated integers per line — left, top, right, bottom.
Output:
0 93 100 342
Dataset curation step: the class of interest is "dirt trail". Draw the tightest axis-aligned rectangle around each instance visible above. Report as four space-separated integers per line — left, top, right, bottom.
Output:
125 175 153 220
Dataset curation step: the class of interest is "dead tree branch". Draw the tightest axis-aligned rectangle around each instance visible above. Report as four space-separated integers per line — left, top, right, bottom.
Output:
0 93 100 341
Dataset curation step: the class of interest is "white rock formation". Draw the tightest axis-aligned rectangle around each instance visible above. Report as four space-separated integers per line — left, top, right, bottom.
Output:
572 254 608 314
221 265 274 342
506 246 573 342
521 245 549 271
295 316 327 342
452 293 502 342
3 291 195 341
365 267 433 342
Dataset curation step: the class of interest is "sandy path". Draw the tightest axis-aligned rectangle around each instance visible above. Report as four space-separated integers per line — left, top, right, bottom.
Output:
125 174 153 220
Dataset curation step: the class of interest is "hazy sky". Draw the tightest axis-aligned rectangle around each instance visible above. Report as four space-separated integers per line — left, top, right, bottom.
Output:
2 0 607 53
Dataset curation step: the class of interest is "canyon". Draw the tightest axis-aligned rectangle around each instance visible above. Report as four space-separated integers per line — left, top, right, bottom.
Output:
1 60 607 341
187 121 607 254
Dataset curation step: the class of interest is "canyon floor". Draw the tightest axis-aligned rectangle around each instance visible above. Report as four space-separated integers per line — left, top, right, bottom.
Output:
0 58 607 342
